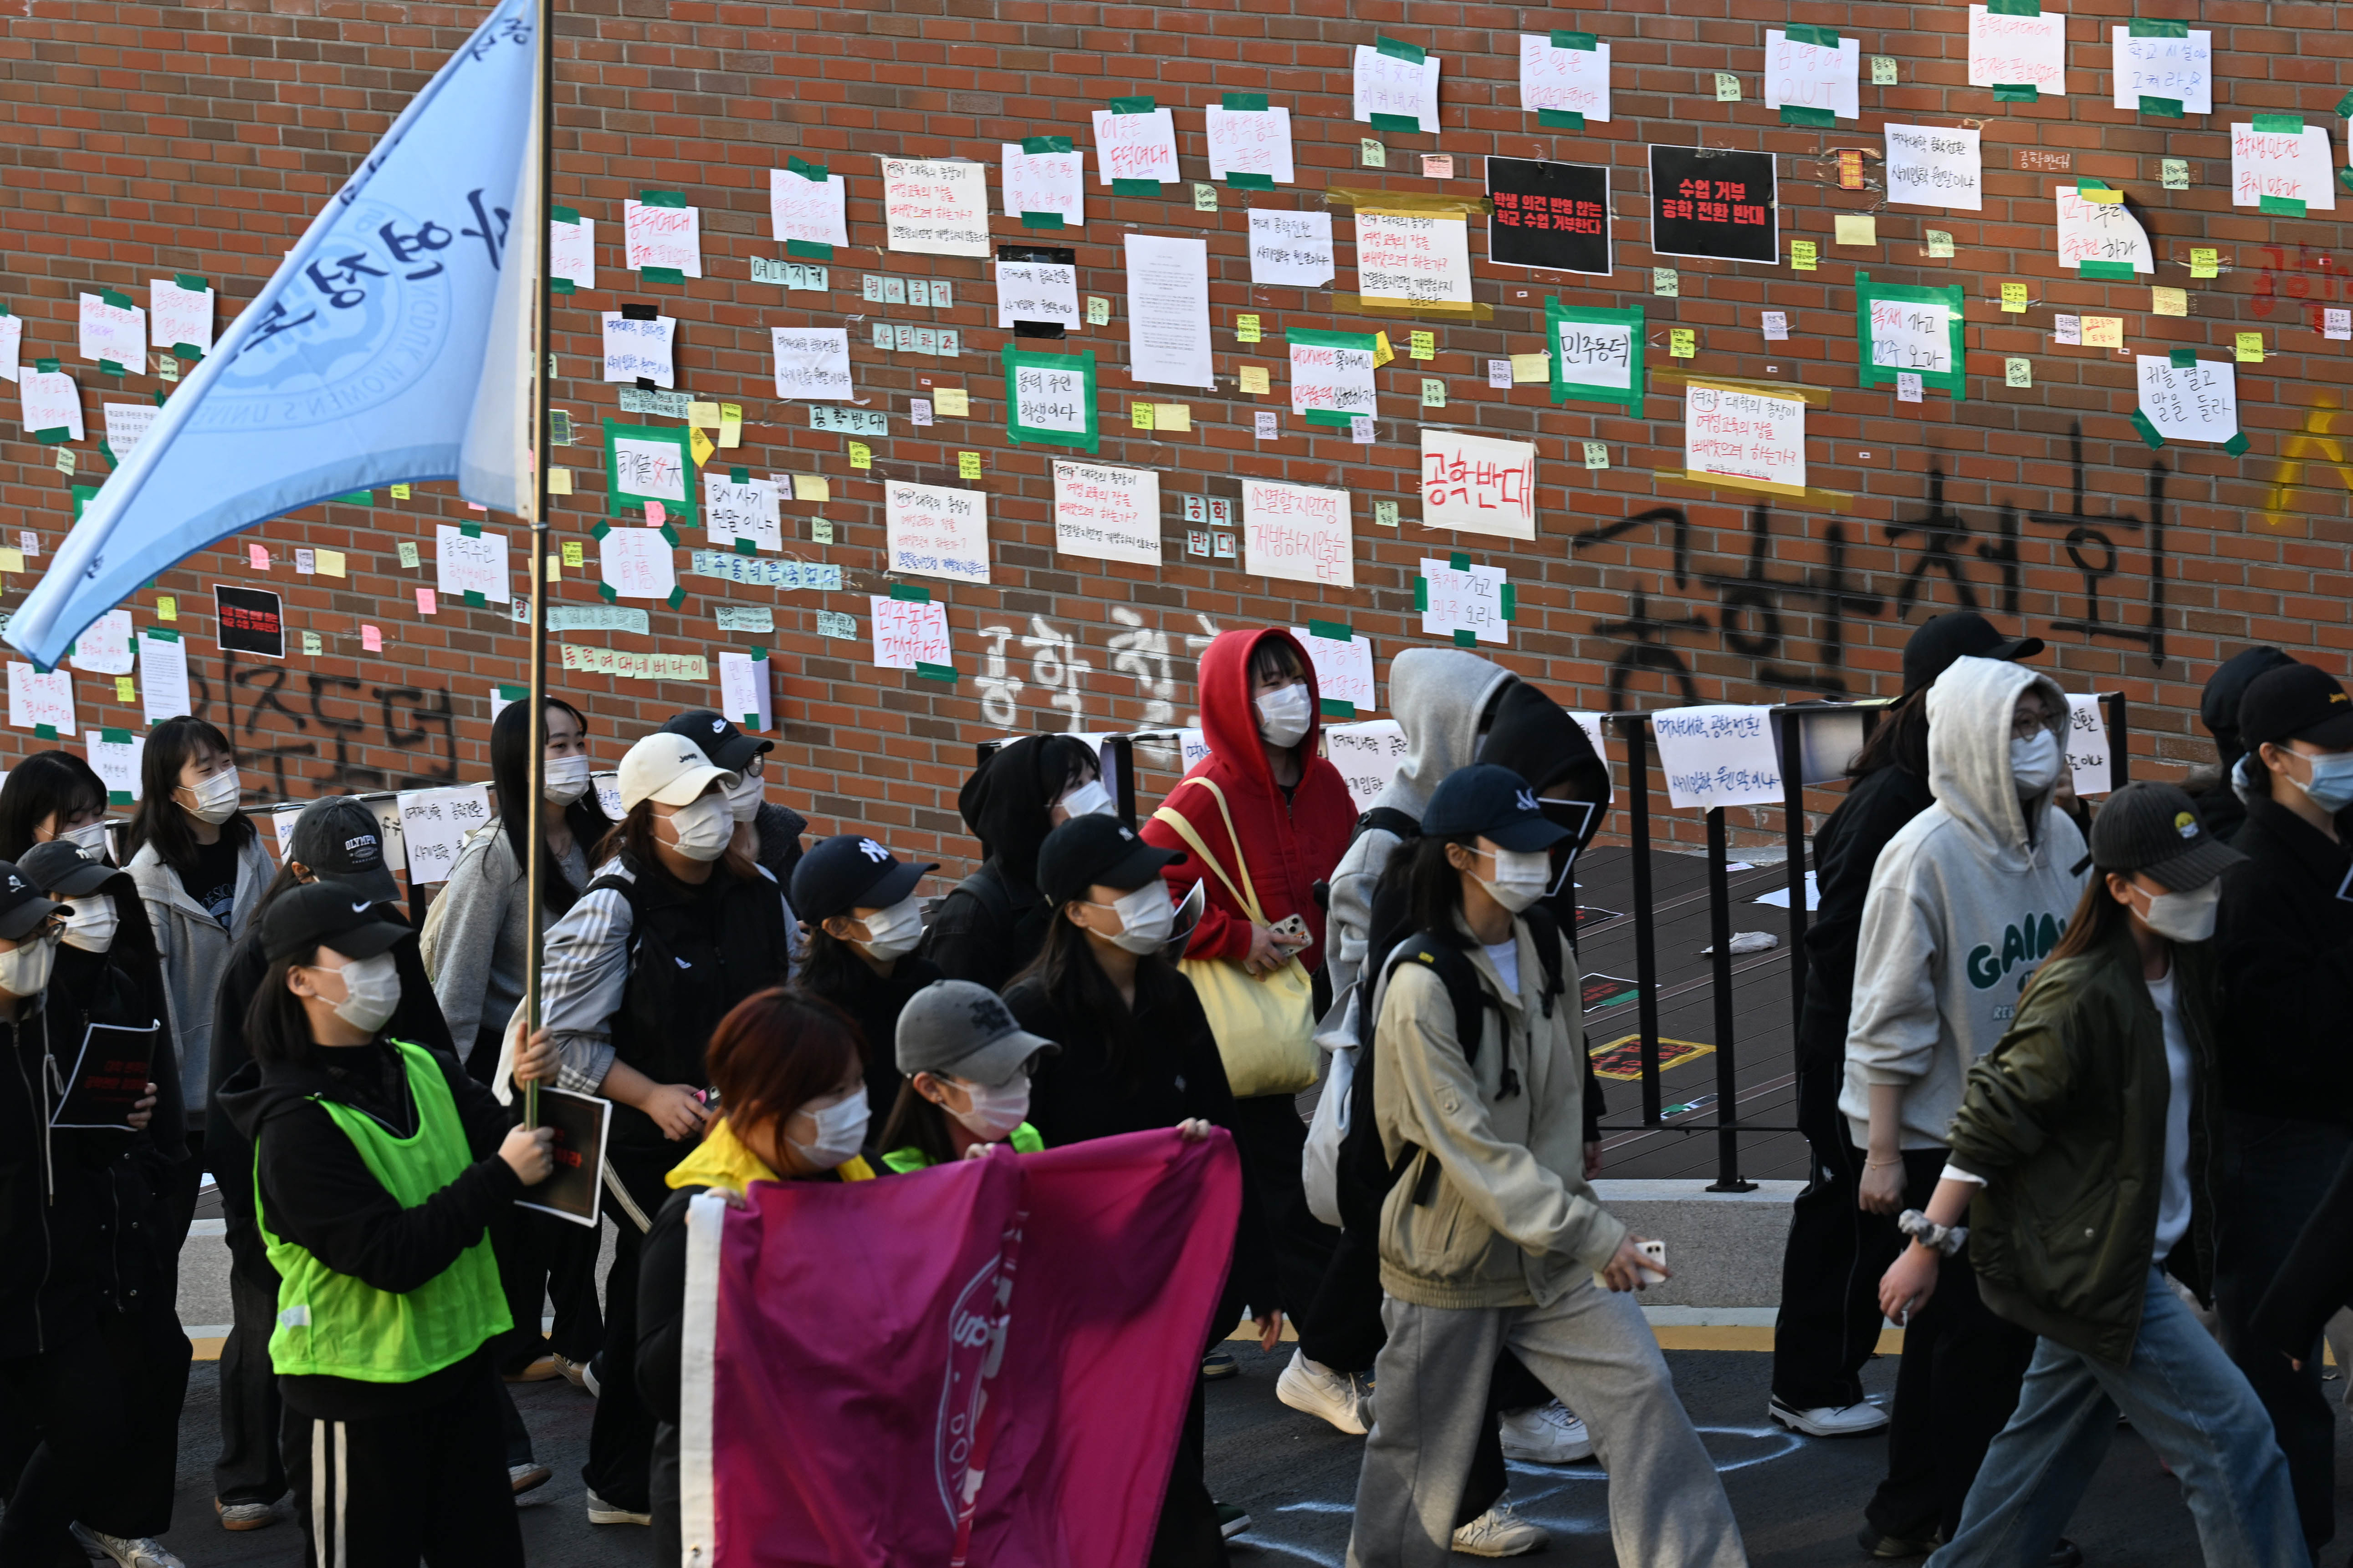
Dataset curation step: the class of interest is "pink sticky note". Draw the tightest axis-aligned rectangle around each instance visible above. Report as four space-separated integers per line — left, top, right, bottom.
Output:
645 500 666 526
361 625 382 652
466 502 487 512
248 543 269 571
416 588 437 615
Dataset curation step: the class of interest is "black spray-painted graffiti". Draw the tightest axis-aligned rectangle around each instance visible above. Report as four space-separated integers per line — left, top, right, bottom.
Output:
205 650 459 798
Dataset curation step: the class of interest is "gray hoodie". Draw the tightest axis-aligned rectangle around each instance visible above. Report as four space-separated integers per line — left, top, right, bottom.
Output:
1322 649 1517 1022
1842 656 2088 1150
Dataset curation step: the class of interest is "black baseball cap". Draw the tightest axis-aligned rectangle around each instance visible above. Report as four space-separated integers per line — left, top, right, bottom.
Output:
1902 611 2044 695
18 841 115 898
262 880 414 965
2087 782 2245 891
2238 662 2353 750
2199 646 2294 748
662 709 774 775
1036 816 1182 906
1422 764 1571 853
0 862 67 941
789 833 937 925
288 796 401 906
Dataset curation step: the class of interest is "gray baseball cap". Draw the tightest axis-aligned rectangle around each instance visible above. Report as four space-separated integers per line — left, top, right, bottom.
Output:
894 979 1058 1086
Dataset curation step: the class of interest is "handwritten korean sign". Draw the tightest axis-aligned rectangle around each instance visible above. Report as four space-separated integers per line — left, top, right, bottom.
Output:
1420 430 1537 539
1651 704 1785 810
885 480 991 583
1685 383 1807 495
1242 479 1354 589
1051 460 1161 565
869 596 953 670
879 158 990 258
622 199 702 277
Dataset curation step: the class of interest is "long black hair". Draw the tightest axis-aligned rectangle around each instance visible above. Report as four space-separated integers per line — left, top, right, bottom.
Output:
796 921 871 1006
491 697 605 915
122 716 255 874
0 751 108 862
1402 831 1480 949
878 1079 959 1168
244 945 337 1066
1848 685 1931 780
1007 902 1178 1087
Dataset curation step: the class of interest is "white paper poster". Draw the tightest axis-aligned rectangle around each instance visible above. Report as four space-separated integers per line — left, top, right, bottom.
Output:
999 144 1085 226
2135 356 2238 443
2064 695 2114 796
1325 719 1406 811
1123 233 1214 389
19 369 83 441
2054 186 2155 273
1248 210 1336 288
1557 318 1634 390
704 473 782 551
435 525 513 604
1204 106 1297 183
598 526 678 599
601 313 675 386
1868 296 1955 375
0 316 19 383
879 158 991 258
1051 460 1161 565
610 435 687 505
1355 213 1473 307
1420 430 1537 539
69 610 134 675
1352 46 1441 131
1884 125 1983 211
6 664 75 735
396 785 492 885
1764 31 1859 119
549 216 596 291
1967 6 2067 95
83 731 143 803
718 651 774 730
1294 627 1378 712
885 480 991 583
148 278 214 352
77 294 145 366
1090 108 1181 185
1685 383 1807 494
138 632 191 725
1651 705 1784 810
622 199 703 278
770 328 853 399
996 261 1081 329
1419 559 1509 645
1518 34 1611 122
869 596 954 670
2111 29 2212 115
102 402 158 459
768 169 850 247
1289 336 1378 422
1242 479 1354 588
2230 124 2337 211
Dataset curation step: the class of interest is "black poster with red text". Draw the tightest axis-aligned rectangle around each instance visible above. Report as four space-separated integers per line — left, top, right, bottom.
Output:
1485 157 1611 275
1647 146 1778 265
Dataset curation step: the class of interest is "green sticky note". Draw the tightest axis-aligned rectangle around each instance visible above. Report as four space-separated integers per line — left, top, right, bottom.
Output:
591 521 613 541
1022 135 1075 154
2129 409 2167 450
549 278 575 295
1993 84 2038 102
2127 18 2187 36
1779 105 1836 127
786 155 828 182
336 491 372 505
1550 30 1597 49
914 662 958 683
174 272 209 292
1987 0 2039 12
888 583 931 602
1221 93 1268 112
2260 195 2308 216
1784 24 1839 48
2078 260 2135 279
497 683 527 700
32 428 69 445
1108 95 1154 115
462 589 486 608
1499 583 1516 620
1111 178 1161 196
1021 211 1066 229
729 465 748 483
1447 551 1471 571
551 206 581 225
100 726 132 745
1451 629 1476 648
1320 699 1357 719
1412 578 1428 610
641 266 685 284
2252 114 2305 135
1538 109 1585 130
2222 431 2251 456
174 342 203 362
98 359 126 378
1307 619 1354 642
32 725 58 742
2139 95 2184 119
1224 172 1275 189
734 537 756 555
34 358 56 373
98 288 133 310
461 522 482 538
639 189 688 208
1375 36 1425 62
1369 112 1422 134
2169 349 2197 368
784 239 833 261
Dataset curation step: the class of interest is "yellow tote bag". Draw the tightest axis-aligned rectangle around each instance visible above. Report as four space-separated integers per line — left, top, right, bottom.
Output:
1151 778 1319 1099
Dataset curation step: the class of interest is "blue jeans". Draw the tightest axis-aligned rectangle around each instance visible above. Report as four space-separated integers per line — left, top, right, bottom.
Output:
1929 1270 2307 1568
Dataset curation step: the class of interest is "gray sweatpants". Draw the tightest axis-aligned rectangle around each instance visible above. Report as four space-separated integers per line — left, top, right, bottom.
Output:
1346 1282 1748 1568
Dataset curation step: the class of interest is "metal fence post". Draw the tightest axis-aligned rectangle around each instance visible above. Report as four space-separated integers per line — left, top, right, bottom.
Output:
1778 708 1809 1029
2104 691 2132 787
1618 714 1663 1126
1703 807 1752 1192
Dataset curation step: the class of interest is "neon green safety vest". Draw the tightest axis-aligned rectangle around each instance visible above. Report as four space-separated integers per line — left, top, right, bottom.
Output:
880 1120 1044 1175
255 1037 512 1383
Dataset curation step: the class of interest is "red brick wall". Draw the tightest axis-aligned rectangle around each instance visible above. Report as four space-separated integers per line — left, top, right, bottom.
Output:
5 0 2349 877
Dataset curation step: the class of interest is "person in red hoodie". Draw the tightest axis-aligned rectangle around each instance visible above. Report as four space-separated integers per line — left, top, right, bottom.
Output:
1142 629 1355 1373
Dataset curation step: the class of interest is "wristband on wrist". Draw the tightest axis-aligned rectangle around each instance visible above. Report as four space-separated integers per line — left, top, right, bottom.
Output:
1898 1207 1968 1257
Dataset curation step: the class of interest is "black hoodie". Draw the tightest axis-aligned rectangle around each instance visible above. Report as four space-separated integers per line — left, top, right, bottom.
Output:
2188 645 2294 843
923 734 1096 991
1475 682 1612 856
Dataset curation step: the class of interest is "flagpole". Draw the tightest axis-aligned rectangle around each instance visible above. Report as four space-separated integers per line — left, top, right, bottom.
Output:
521 0 555 1129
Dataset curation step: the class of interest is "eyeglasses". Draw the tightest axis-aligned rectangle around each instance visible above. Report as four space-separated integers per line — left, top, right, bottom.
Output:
2011 711 2053 740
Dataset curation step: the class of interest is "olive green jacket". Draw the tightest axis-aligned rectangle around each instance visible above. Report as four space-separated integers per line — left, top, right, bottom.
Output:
1945 919 2219 1367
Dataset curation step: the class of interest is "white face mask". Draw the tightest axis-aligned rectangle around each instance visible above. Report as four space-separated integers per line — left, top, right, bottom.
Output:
62 822 110 859
1057 779 1113 820
2010 729 2064 798
659 794 735 862
542 754 592 806
789 1089 871 1169
2131 879 2222 944
949 1077 1032 1141
851 896 925 962
61 895 116 955
179 768 242 826
1471 846 1552 915
1086 882 1176 954
312 950 401 1034
1255 683 1314 749
0 931 56 999
724 769 765 824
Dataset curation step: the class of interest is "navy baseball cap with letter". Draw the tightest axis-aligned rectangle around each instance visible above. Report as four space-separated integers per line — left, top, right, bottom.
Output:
790 833 937 925
1422 764 1572 852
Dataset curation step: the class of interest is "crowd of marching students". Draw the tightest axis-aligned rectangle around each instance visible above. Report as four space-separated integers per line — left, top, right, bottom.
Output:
0 617 2348 1567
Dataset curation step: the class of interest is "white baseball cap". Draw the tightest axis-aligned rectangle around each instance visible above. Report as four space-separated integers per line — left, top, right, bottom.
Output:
617 732 737 810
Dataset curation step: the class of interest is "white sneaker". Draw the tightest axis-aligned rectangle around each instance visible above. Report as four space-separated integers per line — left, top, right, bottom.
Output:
508 1462 552 1496
1275 1349 1369 1436
71 1526 186 1568
1498 1401 1594 1463
585 1491 652 1526
1452 1502 1548 1557
1768 1396 1889 1437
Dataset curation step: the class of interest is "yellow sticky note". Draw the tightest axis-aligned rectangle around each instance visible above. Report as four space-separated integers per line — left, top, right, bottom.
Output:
114 676 136 703
1156 404 1191 432
55 451 74 476
2081 316 2123 348
1834 214 1877 246
1791 240 1818 271
1669 328 1696 359
1237 314 1262 344
316 548 346 578
1240 365 1270 395
2237 332 2264 363
958 451 982 479
2190 248 2220 279
1132 403 1155 431
848 441 872 469
0 549 22 574
546 468 574 495
397 541 421 569
562 541 585 568
2079 187 2122 205
2000 282 2029 313
934 388 969 417
1509 352 1549 383
2151 287 2188 318
545 553 561 582
688 401 722 428
1410 330 1435 361
157 597 176 622
1421 378 1445 408
389 483 411 501
1374 332 1395 367
793 474 831 502
689 426 715 468
718 403 742 448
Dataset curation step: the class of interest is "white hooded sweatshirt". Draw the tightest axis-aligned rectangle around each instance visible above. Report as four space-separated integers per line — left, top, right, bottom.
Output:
1841 656 2088 1150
